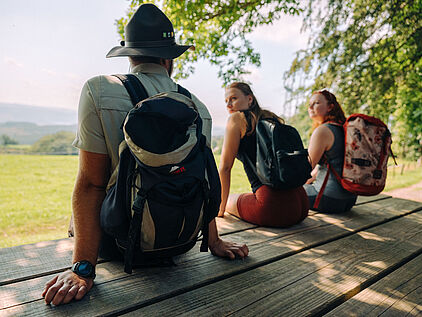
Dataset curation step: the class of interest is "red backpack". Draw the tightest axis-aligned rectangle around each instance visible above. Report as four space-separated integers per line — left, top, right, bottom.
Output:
314 114 396 209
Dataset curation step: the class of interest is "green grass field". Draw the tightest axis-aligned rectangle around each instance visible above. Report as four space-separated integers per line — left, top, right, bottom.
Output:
0 154 420 248
384 162 422 191
0 155 78 247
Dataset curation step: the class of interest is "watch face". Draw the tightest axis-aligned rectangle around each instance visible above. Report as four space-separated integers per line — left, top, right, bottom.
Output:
78 261 92 276
73 260 95 278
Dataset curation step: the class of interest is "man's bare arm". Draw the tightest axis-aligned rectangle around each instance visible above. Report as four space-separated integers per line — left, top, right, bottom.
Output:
42 150 110 305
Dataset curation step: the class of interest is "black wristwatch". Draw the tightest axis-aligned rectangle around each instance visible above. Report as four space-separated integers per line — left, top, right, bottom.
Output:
71 260 96 279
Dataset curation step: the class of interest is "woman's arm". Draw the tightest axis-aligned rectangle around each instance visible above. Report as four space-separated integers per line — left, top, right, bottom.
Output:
307 125 335 179
218 112 247 217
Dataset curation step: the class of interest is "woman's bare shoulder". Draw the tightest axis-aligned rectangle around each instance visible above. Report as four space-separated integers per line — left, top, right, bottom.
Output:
312 124 333 138
310 124 335 151
226 111 248 137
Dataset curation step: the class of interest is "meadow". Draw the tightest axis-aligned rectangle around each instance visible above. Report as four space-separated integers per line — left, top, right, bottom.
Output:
0 154 420 248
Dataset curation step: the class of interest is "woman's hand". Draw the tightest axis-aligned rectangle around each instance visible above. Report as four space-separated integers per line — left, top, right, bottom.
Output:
209 238 249 260
217 210 225 217
306 167 318 184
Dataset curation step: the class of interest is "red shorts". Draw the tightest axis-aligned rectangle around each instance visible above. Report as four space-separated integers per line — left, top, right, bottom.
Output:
237 185 309 227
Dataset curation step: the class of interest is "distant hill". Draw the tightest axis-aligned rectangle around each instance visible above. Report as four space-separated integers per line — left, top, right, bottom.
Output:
0 103 77 144
0 122 77 145
0 103 77 125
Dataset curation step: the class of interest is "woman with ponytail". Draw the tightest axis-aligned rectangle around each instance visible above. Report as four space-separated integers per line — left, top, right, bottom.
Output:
304 89 357 213
218 82 309 227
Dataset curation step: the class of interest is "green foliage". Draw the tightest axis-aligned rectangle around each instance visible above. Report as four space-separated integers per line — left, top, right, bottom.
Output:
1 134 19 145
285 0 422 159
0 155 78 247
30 131 77 155
117 0 302 85
285 102 312 146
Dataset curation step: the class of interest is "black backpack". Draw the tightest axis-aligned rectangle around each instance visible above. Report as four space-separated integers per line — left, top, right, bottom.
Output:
100 74 221 274
241 116 312 189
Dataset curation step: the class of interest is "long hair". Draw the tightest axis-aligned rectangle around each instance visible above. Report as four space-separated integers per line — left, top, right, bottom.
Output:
227 82 284 135
311 89 346 130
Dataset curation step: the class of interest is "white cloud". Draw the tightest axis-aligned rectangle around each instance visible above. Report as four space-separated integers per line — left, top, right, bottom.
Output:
41 68 57 76
65 72 80 80
4 57 24 68
249 15 309 49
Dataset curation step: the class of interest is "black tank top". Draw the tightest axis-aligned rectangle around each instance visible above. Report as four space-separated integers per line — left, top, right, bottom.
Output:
236 111 262 192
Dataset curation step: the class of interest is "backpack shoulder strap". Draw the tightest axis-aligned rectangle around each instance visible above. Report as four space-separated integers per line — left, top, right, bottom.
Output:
313 155 343 209
114 74 149 106
177 84 192 99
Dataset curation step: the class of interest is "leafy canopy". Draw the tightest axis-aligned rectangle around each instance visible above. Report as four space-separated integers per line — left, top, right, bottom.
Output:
116 0 301 84
116 1 422 158
285 0 422 158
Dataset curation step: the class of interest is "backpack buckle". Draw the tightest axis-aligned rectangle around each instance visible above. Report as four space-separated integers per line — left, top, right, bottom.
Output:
132 189 147 214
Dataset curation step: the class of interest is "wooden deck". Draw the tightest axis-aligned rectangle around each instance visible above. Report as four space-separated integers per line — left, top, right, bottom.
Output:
1 194 422 316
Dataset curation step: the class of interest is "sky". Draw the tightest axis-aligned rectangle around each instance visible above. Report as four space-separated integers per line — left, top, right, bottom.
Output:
0 0 309 128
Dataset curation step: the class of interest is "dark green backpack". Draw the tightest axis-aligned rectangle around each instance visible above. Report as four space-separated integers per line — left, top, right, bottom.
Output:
100 75 220 274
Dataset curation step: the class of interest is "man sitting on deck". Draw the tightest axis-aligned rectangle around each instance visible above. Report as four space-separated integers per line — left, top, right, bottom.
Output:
42 3 248 306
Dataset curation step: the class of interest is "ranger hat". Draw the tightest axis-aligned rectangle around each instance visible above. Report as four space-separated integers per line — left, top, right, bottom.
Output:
106 4 193 59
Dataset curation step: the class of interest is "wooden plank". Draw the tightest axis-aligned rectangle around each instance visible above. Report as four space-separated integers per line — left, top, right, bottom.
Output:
0 216 324 311
1 198 421 315
229 211 422 317
215 213 258 236
326 254 422 317
355 193 391 205
0 197 419 302
0 239 74 286
130 210 422 316
0 213 257 286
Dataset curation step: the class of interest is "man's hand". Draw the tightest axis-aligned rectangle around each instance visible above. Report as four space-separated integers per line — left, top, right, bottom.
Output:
209 238 249 260
42 270 94 305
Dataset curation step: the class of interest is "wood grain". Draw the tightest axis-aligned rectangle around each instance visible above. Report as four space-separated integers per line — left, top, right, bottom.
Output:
131 211 422 316
355 193 391 205
325 254 422 317
1 198 421 316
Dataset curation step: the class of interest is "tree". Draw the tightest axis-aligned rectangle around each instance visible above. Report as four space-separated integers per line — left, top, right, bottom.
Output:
31 131 77 155
1 134 19 146
285 0 422 158
117 0 302 84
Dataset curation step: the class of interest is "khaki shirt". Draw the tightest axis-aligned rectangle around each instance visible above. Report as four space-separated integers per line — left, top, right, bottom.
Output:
73 63 212 172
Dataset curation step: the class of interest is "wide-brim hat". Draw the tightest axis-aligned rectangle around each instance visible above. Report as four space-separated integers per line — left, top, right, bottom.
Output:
106 4 193 59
